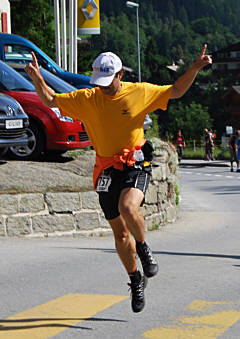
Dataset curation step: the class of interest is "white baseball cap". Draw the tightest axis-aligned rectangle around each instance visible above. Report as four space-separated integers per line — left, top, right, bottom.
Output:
90 52 122 86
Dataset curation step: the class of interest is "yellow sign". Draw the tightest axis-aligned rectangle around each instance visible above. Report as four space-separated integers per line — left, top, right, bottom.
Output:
78 0 100 35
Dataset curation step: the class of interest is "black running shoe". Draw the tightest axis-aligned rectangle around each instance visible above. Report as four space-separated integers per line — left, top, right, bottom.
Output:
136 241 158 278
128 273 148 313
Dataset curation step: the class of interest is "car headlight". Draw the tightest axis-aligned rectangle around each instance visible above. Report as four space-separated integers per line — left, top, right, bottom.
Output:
51 107 74 122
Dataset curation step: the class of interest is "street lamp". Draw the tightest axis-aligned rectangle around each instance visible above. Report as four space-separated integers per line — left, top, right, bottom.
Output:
126 1 141 82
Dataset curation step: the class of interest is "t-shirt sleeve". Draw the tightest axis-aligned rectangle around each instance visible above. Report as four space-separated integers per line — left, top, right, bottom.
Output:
143 83 173 112
55 89 89 120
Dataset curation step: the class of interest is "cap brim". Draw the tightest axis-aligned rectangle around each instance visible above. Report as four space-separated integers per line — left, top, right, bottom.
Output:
90 72 115 86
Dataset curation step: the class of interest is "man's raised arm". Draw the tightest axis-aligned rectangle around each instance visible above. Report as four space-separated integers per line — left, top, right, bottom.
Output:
25 52 57 108
171 44 212 99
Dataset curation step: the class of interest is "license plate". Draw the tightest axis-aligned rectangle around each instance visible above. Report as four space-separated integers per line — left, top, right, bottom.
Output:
5 119 23 129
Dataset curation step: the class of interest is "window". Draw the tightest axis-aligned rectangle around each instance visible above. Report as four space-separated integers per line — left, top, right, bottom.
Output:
4 44 33 64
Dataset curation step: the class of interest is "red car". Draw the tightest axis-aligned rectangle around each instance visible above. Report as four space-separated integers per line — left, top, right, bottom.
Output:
0 61 91 160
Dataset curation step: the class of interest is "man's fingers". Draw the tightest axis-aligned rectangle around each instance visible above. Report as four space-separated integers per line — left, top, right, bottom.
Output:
31 52 38 68
200 44 207 57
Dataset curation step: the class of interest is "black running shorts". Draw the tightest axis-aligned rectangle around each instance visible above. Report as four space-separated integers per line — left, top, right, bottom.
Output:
97 166 151 220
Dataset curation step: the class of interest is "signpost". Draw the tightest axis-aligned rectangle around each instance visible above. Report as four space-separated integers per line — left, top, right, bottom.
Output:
77 0 100 35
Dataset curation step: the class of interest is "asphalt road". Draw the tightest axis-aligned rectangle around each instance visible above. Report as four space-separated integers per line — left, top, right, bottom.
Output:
0 164 240 338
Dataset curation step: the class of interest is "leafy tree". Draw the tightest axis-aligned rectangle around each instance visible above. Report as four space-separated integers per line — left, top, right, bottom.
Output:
144 38 171 84
10 0 55 58
167 101 212 141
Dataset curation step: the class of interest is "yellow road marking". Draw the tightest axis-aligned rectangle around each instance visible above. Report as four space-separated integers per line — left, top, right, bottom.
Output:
142 300 240 339
187 299 240 312
0 294 128 339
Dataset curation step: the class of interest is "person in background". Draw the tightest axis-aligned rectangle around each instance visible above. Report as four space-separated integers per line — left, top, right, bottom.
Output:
228 132 237 172
208 128 215 161
176 129 186 163
235 129 240 172
25 45 212 314
204 128 214 161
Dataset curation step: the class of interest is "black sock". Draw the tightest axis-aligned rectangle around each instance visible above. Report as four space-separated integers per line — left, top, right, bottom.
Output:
129 269 141 284
136 240 146 249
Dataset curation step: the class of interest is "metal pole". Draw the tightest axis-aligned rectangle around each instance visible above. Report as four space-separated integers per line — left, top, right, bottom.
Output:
69 0 74 72
73 0 78 73
61 0 67 70
136 6 141 82
54 0 61 66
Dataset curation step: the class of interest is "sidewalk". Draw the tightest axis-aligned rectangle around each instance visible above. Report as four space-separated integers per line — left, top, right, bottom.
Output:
179 159 230 167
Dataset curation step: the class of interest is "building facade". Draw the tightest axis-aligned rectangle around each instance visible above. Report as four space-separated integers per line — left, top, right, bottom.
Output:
212 42 240 77
222 86 240 129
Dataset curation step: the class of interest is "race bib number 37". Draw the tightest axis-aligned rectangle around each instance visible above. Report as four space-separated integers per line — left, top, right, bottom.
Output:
96 174 112 192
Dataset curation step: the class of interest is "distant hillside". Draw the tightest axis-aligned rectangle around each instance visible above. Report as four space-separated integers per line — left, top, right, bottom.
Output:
101 0 240 37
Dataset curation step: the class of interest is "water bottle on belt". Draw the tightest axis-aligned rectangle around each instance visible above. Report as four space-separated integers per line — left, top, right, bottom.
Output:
133 145 144 162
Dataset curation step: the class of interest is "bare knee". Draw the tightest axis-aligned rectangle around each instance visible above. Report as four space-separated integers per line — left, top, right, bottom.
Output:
119 201 138 219
114 230 131 245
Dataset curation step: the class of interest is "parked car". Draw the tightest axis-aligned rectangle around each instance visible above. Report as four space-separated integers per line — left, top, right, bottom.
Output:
0 61 91 160
7 62 79 95
144 114 153 131
0 92 29 157
0 33 92 89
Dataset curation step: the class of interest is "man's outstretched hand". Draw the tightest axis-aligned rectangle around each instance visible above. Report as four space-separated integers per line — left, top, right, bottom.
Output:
193 44 212 70
25 52 40 81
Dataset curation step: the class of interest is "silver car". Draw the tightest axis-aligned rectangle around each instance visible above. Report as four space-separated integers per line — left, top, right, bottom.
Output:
0 93 29 157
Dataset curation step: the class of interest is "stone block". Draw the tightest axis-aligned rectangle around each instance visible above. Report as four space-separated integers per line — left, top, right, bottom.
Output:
74 211 100 230
166 205 178 223
99 212 110 227
19 193 45 213
0 217 5 236
157 182 168 201
81 191 100 209
141 204 158 217
0 194 18 214
145 213 166 230
32 214 75 233
145 184 158 204
6 216 31 236
152 164 163 181
45 192 80 213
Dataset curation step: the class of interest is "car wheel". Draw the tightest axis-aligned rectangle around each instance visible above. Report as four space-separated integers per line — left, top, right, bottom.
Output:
0 147 8 157
7 121 45 160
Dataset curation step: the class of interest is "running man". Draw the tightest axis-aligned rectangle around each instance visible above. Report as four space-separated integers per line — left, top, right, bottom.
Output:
25 45 212 313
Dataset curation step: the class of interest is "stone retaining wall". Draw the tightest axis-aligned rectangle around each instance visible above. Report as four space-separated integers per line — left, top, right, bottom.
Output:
0 138 179 237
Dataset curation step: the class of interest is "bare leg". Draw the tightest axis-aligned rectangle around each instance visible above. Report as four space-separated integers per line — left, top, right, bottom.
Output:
118 187 145 242
108 215 137 273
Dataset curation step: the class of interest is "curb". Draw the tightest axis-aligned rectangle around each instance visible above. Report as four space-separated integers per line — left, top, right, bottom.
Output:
179 160 230 168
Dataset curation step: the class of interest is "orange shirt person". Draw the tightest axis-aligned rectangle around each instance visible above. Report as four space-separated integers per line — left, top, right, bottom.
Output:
25 45 212 313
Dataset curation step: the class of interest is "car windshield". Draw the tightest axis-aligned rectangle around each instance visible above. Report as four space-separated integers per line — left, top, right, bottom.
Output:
0 61 35 92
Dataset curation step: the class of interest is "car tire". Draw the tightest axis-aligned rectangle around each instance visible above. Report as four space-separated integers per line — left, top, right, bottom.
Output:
0 147 8 157
7 121 45 160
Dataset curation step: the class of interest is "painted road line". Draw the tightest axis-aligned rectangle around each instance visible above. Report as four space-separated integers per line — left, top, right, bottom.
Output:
142 299 240 339
0 294 128 339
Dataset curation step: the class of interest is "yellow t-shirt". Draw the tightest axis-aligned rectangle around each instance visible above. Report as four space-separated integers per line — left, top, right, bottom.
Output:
55 81 172 157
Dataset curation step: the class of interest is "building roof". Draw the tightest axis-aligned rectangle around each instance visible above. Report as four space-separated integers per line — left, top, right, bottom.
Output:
232 86 240 94
212 42 240 55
